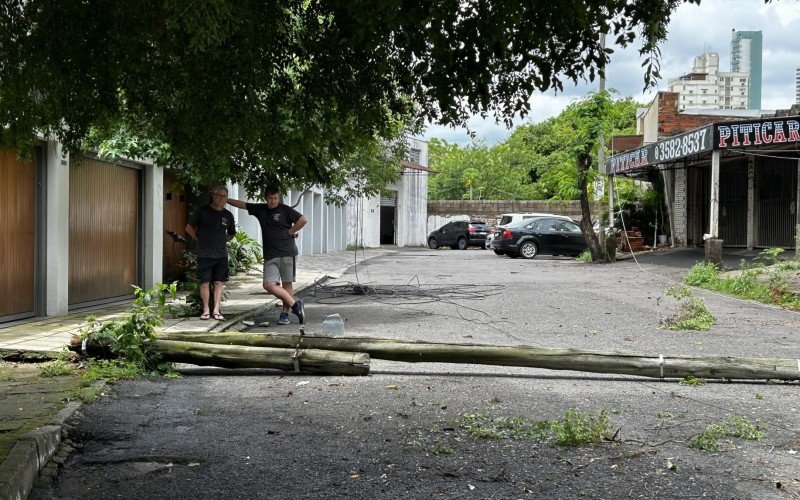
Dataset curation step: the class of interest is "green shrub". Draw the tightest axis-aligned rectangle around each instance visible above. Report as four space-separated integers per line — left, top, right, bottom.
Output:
80 283 177 373
684 262 720 287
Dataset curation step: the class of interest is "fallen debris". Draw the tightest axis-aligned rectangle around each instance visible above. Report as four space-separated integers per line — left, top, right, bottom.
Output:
154 331 800 382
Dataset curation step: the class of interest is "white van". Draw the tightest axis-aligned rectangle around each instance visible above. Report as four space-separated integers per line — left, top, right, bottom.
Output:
497 213 560 226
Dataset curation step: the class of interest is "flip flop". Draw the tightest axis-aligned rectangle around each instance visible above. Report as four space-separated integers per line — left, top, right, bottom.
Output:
200 313 211 320
212 313 225 321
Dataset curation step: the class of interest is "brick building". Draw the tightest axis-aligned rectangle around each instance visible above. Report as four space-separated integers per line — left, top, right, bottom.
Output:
608 92 799 258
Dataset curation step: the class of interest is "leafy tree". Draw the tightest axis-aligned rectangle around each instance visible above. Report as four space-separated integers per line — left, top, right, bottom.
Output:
1 0 696 190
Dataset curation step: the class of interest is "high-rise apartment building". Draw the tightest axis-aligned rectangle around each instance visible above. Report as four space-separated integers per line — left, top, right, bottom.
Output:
667 52 749 110
730 30 762 109
796 67 800 104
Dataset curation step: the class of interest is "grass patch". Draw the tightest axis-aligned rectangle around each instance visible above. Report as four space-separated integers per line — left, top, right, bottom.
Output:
574 251 593 263
431 442 454 455
660 286 716 331
688 414 767 451
683 248 800 311
679 376 706 386
82 359 142 384
38 360 77 378
458 408 611 446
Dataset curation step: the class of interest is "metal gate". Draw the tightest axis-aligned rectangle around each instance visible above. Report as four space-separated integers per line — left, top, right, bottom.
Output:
719 159 748 246
69 158 140 305
162 172 188 282
756 157 798 248
0 150 35 321
686 166 710 246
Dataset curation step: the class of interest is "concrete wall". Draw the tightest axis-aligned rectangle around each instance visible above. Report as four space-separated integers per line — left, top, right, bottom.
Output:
427 200 594 225
427 215 469 235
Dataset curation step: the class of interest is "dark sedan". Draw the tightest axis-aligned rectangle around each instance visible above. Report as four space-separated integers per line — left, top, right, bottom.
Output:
492 216 587 259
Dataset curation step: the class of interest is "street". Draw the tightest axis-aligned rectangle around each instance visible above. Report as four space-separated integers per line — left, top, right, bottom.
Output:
33 248 800 499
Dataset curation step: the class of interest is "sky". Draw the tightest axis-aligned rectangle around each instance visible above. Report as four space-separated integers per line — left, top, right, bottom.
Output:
422 0 800 146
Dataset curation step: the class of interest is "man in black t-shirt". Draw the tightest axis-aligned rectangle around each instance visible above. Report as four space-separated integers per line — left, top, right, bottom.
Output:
186 187 236 321
228 187 308 325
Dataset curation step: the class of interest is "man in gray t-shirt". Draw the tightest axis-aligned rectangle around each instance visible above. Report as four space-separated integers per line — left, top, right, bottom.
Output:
228 187 308 325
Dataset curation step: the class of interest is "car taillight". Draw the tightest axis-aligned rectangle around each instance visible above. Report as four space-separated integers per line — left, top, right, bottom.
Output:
501 229 512 239
468 226 475 234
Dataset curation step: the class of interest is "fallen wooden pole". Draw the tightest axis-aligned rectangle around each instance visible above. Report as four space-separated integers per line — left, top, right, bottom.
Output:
152 340 370 375
155 332 800 381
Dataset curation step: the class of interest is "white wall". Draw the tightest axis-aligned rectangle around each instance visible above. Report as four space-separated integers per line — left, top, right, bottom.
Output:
427 215 469 236
44 141 70 316
395 168 428 246
232 185 348 255
347 195 381 248
142 163 164 289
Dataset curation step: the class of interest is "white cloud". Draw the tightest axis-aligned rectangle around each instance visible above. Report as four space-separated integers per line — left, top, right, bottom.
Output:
423 0 800 145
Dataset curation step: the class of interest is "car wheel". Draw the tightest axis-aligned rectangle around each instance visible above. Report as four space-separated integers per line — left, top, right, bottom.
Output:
519 241 538 259
428 237 439 249
457 237 468 250
507 252 519 259
493 249 505 255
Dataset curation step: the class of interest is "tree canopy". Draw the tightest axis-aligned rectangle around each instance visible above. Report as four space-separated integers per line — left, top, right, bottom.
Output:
0 0 697 194
428 93 639 200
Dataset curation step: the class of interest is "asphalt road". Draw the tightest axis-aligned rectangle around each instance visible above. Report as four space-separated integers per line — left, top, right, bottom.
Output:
33 248 800 499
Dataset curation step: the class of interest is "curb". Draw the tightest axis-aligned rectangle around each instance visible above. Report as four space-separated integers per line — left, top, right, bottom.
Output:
212 273 337 333
0 384 104 500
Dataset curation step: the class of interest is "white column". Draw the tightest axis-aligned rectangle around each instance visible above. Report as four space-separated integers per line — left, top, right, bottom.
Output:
313 192 323 253
142 163 164 288
44 141 69 316
746 157 755 249
302 191 314 255
709 150 721 239
795 160 800 259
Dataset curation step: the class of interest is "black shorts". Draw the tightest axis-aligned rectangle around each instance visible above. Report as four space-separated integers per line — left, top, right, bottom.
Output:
197 257 229 283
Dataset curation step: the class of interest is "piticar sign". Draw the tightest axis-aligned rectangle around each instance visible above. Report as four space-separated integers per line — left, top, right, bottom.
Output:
606 125 713 175
715 118 800 149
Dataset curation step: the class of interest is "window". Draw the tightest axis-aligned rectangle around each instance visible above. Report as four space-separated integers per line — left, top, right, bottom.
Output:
558 221 582 233
407 148 421 164
535 218 557 231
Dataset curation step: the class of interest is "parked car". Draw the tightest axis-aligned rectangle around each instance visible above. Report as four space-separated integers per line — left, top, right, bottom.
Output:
489 213 570 253
492 216 587 259
428 220 489 250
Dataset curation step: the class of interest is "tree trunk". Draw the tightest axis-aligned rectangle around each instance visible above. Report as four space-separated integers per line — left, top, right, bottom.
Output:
155 332 800 382
577 150 605 261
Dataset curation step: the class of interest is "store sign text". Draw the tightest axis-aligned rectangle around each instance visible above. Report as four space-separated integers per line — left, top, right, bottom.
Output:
717 119 800 148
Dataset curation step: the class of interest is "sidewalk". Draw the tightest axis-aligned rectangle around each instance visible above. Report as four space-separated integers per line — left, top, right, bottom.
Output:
0 247 394 499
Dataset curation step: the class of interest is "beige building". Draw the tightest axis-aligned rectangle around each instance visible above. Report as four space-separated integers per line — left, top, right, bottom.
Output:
667 53 749 111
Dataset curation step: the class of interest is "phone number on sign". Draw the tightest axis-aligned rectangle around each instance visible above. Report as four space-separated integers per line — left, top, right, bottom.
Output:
653 128 708 162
